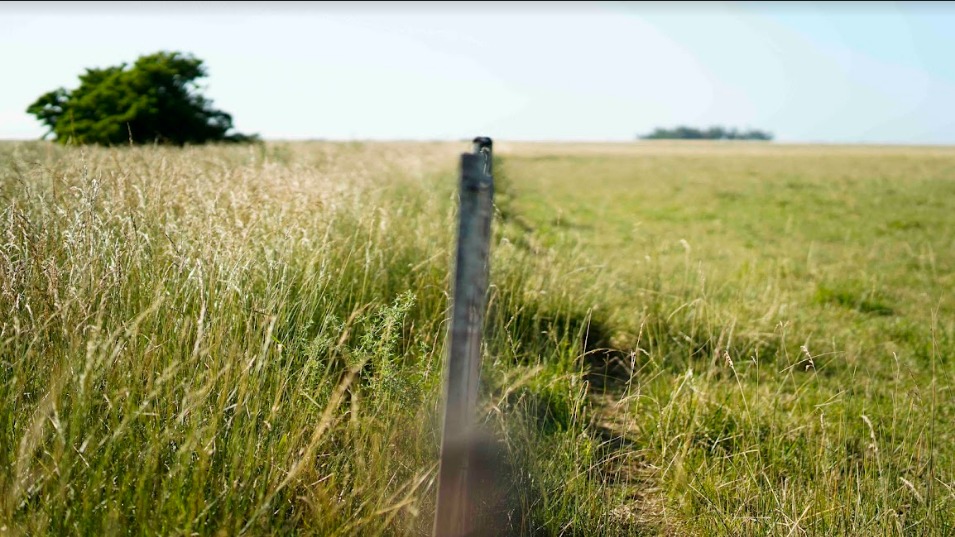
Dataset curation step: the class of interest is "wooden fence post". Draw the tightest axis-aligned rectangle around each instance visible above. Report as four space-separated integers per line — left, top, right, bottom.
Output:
433 137 494 537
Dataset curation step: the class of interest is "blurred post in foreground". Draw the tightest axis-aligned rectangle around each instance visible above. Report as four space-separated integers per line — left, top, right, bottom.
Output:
433 137 494 537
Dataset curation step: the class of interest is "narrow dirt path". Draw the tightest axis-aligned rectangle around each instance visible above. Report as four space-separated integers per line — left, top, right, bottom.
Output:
494 154 674 534
586 349 674 535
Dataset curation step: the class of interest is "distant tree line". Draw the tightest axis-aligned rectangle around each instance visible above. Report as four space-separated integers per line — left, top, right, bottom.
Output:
640 126 773 141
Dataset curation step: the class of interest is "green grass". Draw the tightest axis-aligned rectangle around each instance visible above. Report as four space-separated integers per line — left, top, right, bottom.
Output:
497 141 955 535
2 140 954 535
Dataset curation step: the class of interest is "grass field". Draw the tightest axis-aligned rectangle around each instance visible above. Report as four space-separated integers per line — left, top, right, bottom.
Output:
2 140 953 535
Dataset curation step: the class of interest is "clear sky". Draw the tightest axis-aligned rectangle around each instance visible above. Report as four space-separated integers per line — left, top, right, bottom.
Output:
2 1 954 144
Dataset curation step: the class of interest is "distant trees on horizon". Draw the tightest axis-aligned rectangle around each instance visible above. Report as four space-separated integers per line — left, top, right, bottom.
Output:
640 126 773 141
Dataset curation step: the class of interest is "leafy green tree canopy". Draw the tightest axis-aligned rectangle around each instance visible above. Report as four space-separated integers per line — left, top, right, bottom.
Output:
640 126 773 141
27 51 257 146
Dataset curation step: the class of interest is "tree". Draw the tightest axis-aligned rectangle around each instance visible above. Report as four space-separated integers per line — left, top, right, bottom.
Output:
27 51 257 146
640 125 773 141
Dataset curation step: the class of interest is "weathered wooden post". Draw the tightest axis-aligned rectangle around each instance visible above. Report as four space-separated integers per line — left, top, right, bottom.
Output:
433 137 494 537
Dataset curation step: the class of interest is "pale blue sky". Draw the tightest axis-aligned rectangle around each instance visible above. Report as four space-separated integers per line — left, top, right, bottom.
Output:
2 1 954 144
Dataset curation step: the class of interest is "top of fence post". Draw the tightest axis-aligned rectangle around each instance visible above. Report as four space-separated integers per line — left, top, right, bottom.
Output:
472 136 492 153
472 137 492 176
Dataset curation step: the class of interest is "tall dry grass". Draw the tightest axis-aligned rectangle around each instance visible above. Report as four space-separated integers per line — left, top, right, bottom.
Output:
1 141 632 535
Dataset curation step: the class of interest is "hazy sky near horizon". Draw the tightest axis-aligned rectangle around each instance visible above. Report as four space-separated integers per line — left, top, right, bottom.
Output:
2 1 954 144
